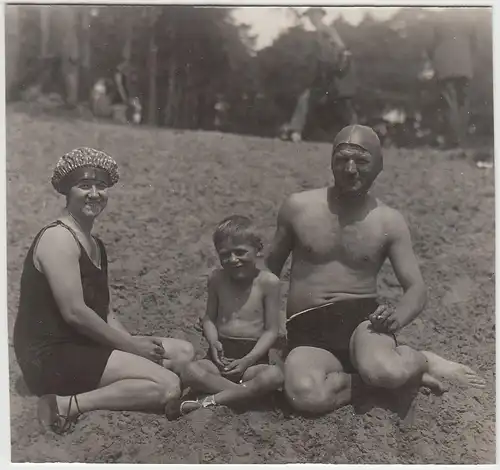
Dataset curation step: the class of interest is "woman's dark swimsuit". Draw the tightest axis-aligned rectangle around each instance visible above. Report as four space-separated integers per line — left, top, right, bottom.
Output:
286 298 381 373
14 221 113 396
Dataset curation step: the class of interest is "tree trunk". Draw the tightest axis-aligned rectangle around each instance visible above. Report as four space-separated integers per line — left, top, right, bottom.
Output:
5 5 20 100
40 6 51 57
60 6 80 106
79 7 91 102
147 37 158 125
164 55 177 126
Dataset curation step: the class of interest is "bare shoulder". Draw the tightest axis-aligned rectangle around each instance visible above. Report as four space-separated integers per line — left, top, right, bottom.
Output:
374 201 410 238
280 188 327 217
207 268 224 286
293 187 328 205
36 224 80 258
256 269 281 292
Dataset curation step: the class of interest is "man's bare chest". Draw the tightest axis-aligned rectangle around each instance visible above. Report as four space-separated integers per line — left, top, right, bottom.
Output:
292 209 386 264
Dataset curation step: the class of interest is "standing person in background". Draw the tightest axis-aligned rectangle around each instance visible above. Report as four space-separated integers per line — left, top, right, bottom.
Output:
280 7 357 143
112 60 142 124
427 9 477 149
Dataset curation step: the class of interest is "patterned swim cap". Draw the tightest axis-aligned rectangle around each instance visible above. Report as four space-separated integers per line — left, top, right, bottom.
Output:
51 147 119 194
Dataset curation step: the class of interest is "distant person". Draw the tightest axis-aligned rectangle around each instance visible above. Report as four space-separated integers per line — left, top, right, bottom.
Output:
14 147 194 434
266 124 485 415
427 9 477 148
174 216 283 416
280 7 357 143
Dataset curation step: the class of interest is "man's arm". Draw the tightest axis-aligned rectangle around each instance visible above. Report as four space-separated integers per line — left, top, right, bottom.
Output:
265 197 295 278
379 210 427 332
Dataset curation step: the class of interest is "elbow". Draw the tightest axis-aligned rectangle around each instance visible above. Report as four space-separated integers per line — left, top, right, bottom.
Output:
60 304 86 328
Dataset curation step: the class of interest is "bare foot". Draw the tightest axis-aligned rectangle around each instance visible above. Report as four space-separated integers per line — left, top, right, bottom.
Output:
422 351 486 388
421 372 448 395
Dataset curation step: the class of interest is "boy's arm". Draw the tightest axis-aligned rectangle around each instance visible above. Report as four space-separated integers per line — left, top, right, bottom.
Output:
243 274 281 365
202 272 220 346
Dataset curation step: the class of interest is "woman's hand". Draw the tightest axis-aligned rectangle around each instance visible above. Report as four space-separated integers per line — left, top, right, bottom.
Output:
129 337 166 363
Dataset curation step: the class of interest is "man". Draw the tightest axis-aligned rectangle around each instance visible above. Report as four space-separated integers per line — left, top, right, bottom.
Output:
427 9 477 148
266 124 484 414
280 7 357 143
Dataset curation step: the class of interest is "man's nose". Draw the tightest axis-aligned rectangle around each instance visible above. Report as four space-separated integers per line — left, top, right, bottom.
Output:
88 185 99 197
229 253 238 262
346 159 357 173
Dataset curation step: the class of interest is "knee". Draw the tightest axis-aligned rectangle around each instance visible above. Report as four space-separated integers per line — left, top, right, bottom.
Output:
358 358 409 389
284 374 329 412
173 340 195 363
156 371 182 406
257 366 284 390
179 360 207 386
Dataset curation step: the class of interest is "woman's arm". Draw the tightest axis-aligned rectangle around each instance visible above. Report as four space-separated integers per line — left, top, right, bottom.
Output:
36 227 137 352
107 309 132 336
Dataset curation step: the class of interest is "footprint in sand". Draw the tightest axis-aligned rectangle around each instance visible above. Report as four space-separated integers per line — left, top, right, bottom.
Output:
422 351 486 389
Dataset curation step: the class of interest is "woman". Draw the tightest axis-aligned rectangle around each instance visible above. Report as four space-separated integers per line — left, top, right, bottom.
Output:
13 147 194 434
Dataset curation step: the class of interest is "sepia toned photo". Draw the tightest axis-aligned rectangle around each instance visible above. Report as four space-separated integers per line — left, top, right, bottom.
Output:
5 3 494 464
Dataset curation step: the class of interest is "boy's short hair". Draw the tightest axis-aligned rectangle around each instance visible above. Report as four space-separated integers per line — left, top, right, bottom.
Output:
213 215 263 252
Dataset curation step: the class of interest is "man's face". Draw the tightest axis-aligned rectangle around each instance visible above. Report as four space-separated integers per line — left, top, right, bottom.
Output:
331 144 382 196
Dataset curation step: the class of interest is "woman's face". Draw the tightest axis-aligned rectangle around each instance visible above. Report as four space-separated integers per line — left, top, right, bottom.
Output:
66 177 109 219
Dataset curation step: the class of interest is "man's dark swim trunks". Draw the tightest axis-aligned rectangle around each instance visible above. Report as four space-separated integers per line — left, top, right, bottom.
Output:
286 298 379 373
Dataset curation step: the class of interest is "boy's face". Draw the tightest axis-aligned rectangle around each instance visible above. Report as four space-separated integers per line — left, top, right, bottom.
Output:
216 238 259 281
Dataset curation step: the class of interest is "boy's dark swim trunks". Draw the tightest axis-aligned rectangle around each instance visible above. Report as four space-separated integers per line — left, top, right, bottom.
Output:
206 336 269 383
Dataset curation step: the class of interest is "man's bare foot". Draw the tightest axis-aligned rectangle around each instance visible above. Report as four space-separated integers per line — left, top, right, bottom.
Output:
421 372 448 395
422 351 486 388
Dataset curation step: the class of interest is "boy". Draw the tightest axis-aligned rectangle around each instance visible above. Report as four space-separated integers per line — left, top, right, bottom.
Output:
178 215 284 415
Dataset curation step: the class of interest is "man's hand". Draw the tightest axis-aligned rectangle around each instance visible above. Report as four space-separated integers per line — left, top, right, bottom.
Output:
222 357 252 378
369 304 402 334
129 337 166 363
209 341 225 369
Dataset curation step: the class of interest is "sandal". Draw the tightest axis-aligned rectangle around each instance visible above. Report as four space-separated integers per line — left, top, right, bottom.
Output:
37 394 82 435
179 395 217 416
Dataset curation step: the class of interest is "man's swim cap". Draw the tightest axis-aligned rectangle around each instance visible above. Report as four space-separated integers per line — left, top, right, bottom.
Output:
332 125 382 161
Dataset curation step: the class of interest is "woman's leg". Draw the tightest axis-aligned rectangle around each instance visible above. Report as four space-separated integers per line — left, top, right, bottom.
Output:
53 350 181 419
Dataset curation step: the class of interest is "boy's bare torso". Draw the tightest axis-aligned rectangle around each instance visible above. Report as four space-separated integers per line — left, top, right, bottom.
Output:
212 269 268 340
287 188 395 316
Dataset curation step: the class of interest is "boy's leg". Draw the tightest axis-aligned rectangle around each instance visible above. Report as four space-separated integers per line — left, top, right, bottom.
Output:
210 364 283 406
180 359 240 394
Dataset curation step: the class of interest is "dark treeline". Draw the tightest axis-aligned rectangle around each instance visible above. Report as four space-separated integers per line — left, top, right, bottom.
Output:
5 6 493 140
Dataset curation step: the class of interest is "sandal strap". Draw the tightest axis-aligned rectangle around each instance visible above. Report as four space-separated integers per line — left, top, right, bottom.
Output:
73 395 82 417
201 395 217 408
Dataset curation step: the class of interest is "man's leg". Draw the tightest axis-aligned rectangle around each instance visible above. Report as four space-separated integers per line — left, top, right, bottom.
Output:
350 321 428 389
284 346 359 414
350 321 485 390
